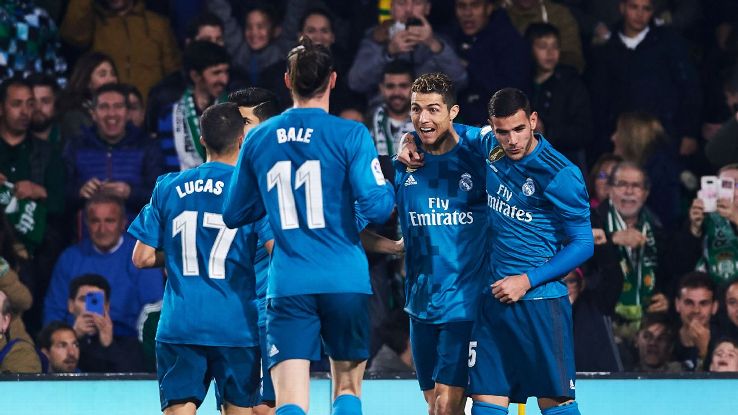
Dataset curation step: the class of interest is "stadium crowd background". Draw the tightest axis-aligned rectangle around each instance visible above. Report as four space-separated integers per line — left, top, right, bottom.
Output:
1 0 738 375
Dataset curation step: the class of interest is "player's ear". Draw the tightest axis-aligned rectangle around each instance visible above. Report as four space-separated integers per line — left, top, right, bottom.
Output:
529 111 538 131
199 136 207 152
449 104 460 121
329 71 337 90
284 73 291 90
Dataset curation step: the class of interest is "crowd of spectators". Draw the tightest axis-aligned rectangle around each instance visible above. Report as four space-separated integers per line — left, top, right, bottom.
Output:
2 0 738 375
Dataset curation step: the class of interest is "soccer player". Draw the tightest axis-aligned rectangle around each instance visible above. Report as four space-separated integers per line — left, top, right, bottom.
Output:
228 87 280 415
395 72 488 415
398 88 593 415
222 38 395 415
130 102 271 415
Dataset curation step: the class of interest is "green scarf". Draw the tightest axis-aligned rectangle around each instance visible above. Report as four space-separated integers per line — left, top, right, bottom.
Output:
0 182 47 251
180 88 207 159
606 201 658 323
695 213 738 285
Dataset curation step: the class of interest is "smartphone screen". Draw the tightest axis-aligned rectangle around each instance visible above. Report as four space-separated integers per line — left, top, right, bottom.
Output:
85 291 105 315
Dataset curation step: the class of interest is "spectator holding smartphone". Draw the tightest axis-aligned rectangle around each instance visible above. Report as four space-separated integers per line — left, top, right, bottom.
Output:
676 164 738 286
348 0 467 101
66 274 144 373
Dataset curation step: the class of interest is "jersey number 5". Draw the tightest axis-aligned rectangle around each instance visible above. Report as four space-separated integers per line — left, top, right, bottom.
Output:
267 160 325 230
172 211 237 279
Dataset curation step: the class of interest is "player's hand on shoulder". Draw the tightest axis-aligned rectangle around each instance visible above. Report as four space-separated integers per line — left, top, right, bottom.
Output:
491 274 531 304
397 132 424 168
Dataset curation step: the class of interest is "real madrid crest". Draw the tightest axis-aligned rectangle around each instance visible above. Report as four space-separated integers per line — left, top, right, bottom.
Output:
522 178 536 196
459 173 473 191
488 146 505 163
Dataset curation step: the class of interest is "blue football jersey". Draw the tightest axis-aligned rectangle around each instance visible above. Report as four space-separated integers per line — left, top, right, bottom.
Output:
395 124 489 323
128 162 264 346
223 107 395 298
470 129 593 299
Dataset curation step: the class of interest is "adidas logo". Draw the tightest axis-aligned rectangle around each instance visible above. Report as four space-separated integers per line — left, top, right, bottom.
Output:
269 344 280 357
569 380 575 390
404 175 418 186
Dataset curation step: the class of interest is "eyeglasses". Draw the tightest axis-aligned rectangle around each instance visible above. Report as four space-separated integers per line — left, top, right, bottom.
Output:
612 181 646 191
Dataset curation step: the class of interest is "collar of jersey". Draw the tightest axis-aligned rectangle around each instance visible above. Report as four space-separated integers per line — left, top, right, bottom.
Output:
515 133 547 164
419 133 465 161
283 107 328 115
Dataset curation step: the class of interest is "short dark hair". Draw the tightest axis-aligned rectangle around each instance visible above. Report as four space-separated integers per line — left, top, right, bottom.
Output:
607 160 651 190
0 76 32 103
411 72 456 107
186 12 224 40
119 83 143 106
26 73 60 94
227 87 280 121
91 83 129 107
299 7 335 33
378 309 410 356
200 102 245 155
245 2 280 28
525 22 560 43
183 40 230 75
37 321 75 350
488 88 531 118
677 271 716 298
640 312 674 334
383 60 414 79
68 274 111 302
286 37 334 100
85 191 126 217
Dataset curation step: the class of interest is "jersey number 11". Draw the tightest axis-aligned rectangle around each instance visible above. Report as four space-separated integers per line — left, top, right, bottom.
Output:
267 160 326 230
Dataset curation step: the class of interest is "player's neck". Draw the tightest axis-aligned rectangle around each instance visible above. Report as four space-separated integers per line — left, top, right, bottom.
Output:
292 89 330 113
422 127 459 155
207 151 239 166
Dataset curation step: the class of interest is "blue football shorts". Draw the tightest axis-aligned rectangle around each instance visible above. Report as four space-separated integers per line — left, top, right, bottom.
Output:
155 341 260 411
468 295 576 403
266 293 370 367
410 318 474 391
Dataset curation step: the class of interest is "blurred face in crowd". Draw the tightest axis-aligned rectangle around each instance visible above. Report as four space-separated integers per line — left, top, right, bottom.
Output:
191 64 229 101
43 329 79 373
719 168 738 202
0 84 33 136
411 92 459 152
86 202 126 252
609 166 648 221
300 13 335 48
392 0 430 24
0 291 11 334
68 285 109 317
92 91 128 142
89 61 118 92
380 73 413 116
339 108 364 123
710 341 738 372
106 0 133 13
636 322 673 369
563 270 582 305
490 109 538 161
620 0 654 36
532 35 560 73
725 282 738 328
195 25 224 46
594 160 618 202
30 85 56 133
126 92 145 128
455 0 493 36
676 287 718 328
245 10 274 51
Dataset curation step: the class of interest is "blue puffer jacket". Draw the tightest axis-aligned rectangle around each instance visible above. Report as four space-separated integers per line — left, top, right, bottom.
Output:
64 123 163 213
